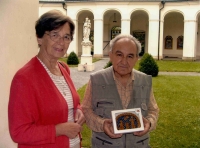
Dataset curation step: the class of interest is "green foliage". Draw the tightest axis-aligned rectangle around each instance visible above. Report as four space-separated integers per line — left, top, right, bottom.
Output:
58 57 67 63
139 53 159 77
91 46 94 56
92 58 101 63
150 75 200 148
104 61 112 69
67 51 79 65
155 60 200 72
77 84 92 147
139 47 145 56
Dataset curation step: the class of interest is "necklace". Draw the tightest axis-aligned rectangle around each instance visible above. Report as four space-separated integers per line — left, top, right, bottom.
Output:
61 79 66 96
37 57 67 96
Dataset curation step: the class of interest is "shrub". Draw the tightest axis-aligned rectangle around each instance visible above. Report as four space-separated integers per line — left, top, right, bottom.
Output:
67 51 79 65
138 53 159 77
91 46 94 56
139 47 145 56
104 61 112 69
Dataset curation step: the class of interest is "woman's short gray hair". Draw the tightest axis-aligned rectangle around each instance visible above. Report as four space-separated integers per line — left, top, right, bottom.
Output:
109 34 141 56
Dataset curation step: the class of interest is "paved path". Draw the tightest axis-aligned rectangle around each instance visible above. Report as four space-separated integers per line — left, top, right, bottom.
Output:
69 58 200 90
70 58 109 90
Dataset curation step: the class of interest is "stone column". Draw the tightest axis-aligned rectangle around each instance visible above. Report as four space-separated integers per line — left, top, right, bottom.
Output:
121 19 131 34
64 19 78 57
158 19 164 59
93 19 103 58
183 20 197 60
148 19 159 58
0 0 38 147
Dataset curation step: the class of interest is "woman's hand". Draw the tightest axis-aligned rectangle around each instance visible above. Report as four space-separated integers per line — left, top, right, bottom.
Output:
74 109 85 125
55 109 85 138
55 122 82 139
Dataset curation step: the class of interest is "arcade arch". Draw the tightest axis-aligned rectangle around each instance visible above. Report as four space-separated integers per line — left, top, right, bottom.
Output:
77 10 94 56
163 12 184 58
131 10 149 56
103 10 121 56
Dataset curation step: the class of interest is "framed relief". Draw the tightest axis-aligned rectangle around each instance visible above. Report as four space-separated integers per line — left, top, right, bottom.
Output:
177 36 183 49
111 108 144 134
111 26 121 39
165 36 173 49
133 31 145 56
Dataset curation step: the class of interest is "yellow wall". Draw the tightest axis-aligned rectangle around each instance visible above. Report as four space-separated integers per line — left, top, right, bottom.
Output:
0 0 38 147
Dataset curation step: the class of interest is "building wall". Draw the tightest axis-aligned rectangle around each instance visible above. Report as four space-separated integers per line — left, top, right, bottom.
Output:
39 1 200 60
39 2 160 57
39 3 65 15
0 0 38 147
161 1 200 59
197 17 200 58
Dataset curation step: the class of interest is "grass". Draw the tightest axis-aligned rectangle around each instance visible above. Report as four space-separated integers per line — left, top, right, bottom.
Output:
77 84 92 147
60 56 200 72
71 57 200 147
150 75 200 148
134 60 200 72
54 56 200 147
77 76 200 148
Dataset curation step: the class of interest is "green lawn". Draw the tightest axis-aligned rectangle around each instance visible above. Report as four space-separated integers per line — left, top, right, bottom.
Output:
150 75 200 148
135 60 200 72
70 58 200 147
60 57 200 72
77 75 200 148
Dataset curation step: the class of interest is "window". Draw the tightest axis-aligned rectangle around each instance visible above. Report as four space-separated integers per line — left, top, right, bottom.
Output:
165 36 173 49
177 36 183 49
111 26 121 39
133 31 145 56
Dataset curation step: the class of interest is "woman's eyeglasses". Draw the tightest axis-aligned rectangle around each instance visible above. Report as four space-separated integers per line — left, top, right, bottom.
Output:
45 32 72 43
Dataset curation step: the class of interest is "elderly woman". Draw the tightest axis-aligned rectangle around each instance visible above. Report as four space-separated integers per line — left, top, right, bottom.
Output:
8 10 85 148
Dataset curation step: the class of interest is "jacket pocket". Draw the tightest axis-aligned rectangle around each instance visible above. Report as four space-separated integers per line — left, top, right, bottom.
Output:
92 136 123 148
135 136 150 148
94 100 114 118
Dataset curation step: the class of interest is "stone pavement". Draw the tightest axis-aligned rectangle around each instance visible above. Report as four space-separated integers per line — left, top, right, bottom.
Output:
69 58 109 90
69 58 200 90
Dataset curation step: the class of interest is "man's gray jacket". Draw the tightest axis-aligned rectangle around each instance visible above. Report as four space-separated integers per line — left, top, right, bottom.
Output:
91 66 152 148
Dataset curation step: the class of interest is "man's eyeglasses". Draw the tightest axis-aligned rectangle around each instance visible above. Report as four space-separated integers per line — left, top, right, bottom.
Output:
45 32 72 43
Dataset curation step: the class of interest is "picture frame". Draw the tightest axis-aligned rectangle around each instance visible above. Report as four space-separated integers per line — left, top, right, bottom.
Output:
177 35 183 49
165 36 173 49
111 108 144 134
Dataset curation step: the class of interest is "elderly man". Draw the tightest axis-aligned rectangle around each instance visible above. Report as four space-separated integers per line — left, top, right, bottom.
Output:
82 34 159 148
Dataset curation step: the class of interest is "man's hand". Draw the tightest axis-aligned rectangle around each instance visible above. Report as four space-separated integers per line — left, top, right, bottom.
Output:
103 119 122 138
134 117 151 137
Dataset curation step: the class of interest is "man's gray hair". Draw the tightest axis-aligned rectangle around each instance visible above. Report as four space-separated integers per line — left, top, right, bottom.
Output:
109 34 141 55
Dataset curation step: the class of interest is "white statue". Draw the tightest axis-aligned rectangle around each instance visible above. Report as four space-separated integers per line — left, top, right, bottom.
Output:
83 17 91 41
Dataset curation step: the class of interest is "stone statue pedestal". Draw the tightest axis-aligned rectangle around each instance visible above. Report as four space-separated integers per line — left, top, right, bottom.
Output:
78 41 95 72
